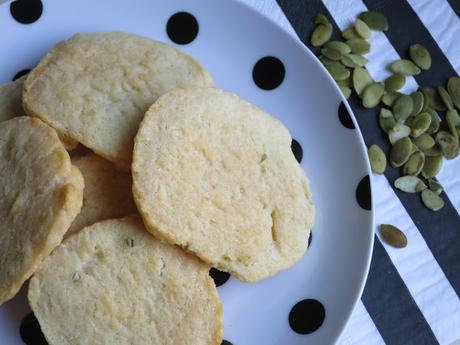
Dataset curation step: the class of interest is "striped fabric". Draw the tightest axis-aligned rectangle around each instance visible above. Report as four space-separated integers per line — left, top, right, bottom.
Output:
242 0 460 344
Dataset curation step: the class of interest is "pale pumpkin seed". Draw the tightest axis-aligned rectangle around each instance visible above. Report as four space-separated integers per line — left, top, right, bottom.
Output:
435 130 459 159
423 145 442 157
409 44 432 70
362 83 384 108
394 176 426 193
446 109 460 139
315 13 330 25
342 26 360 40
410 91 424 116
392 94 414 122
339 85 352 99
428 179 443 195
368 144 387 174
346 38 371 55
321 47 342 60
413 133 435 150
403 151 425 176
421 189 444 211
341 54 368 68
421 87 445 111
425 108 441 134
389 123 411 144
325 63 350 81
447 77 460 109
359 11 389 31
382 91 402 107
353 67 373 96
384 73 405 92
355 19 372 39
390 137 413 167
438 86 454 110
422 154 442 178
390 59 421 76
379 224 407 248
311 23 333 47
325 41 352 55
410 112 431 137
379 108 396 134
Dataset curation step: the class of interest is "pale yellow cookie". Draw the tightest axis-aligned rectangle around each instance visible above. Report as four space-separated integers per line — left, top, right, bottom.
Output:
23 31 214 169
132 87 315 282
67 153 137 237
28 216 223 345
0 117 83 305
0 76 25 122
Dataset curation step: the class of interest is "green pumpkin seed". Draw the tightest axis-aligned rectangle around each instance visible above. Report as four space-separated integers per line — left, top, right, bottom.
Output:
339 85 352 99
321 47 343 60
392 94 414 122
423 145 442 157
425 108 441 134
319 56 340 66
394 176 427 193
410 112 431 137
368 144 387 174
341 54 368 68
355 19 372 39
342 26 360 40
438 86 454 110
409 44 432 70
311 23 333 47
435 130 459 159
422 154 443 178
346 38 371 55
421 189 444 211
421 87 445 111
410 91 424 116
390 59 421 76
325 41 352 54
315 13 330 25
379 224 407 248
389 123 411 144
428 179 443 195
352 67 373 97
446 109 460 139
325 63 350 81
390 137 413 167
384 73 405 92
382 91 402 107
447 77 460 110
379 108 396 134
358 11 389 31
403 151 425 176
413 133 435 150
362 83 384 108
337 76 352 87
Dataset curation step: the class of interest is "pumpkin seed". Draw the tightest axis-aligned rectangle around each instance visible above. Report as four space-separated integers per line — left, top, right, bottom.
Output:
410 91 424 116
447 77 460 110
342 26 360 40
390 137 413 167
390 59 421 76
315 13 330 25
382 91 402 107
352 67 373 97
413 133 435 150
325 63 350 81
425 108 441 134
355 19 371 39
319 56 341 67
392 94 414 122
409 44 432 70
368 144 387 174
421 189 444 211
346 38 371 55
311 23 333 47
359 11 389 31
403 151 425 176
423 145 442 157
389 123 411 144
379 108 396 134
379 224 407 248
339 85 352 99
446 109 460 139
435 130 459 159
421 87 445 111
341 54 368 68
422 154 443 178
337 76 352 87
410 112 431 137
384 73 405 92
325 41 352 54
394 176 427 193
438 86 454 110
428 179 443 195
321 47 343 60
362 83 384 108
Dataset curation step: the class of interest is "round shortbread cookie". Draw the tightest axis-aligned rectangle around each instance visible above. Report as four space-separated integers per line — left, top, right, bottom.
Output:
0 116 84 305
132 87 315 282
0 76 24 122
28 216 223 345
23 31 214 169
67 153 137 237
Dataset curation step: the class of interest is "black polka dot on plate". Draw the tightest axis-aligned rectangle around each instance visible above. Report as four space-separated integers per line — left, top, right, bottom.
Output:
20 313 48 345
356 175 371 210
209 268 230 287
252 56 285 90
291 139 303 163
338 101 355 129
10 0 43 24
289 299 325 334
308 231 313 247
221 341 233 345
12 68 31 81
166 12 199 45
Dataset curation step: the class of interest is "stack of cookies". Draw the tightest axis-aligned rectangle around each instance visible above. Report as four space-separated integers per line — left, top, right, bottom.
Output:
0 31 315 345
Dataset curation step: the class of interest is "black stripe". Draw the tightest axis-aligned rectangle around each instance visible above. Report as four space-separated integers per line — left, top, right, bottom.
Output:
276 1 440 343
447 0 460 20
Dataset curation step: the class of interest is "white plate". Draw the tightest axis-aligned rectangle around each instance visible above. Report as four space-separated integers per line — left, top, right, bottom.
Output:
0 0 374 344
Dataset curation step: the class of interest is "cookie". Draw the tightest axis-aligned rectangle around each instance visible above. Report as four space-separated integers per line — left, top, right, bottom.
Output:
132 87 315 282
23 31 214 169
67 153 137 237
28 216 223 345
0 116 84 305
0 76 25 122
